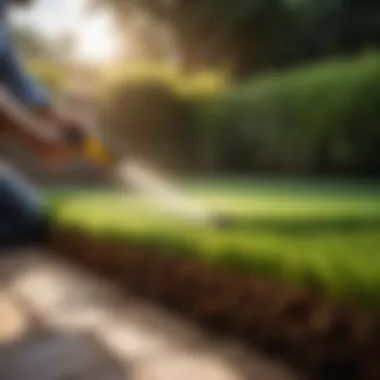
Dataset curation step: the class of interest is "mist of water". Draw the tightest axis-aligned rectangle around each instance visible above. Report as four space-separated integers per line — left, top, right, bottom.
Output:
117 160 214 225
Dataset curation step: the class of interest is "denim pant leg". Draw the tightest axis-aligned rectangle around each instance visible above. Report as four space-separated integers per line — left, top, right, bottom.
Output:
0 165 46 247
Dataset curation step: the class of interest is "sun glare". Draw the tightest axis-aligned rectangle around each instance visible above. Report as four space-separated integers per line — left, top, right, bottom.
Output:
11 0 120 64
75 14 119 63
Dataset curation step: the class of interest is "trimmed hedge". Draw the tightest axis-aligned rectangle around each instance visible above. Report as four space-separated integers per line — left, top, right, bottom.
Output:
202 51 380 174
96 53 380 175
98 63 228 171
100 62 228 99
28 54 380 175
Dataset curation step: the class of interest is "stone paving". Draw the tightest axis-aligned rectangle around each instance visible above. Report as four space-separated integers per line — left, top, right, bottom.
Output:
0 248 303 380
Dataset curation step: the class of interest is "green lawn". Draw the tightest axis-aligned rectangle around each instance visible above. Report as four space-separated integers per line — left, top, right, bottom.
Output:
46 179 380 309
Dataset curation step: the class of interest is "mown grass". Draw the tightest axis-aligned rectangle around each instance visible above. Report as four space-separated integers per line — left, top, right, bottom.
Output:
46 179 380 309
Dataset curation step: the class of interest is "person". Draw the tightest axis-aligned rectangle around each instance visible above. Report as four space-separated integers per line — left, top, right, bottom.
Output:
0 0 84 247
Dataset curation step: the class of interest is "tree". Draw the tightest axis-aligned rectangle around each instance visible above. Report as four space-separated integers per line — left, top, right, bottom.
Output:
337 0 380 53
89 1 175 62
90 0 380 78
90 0 298 77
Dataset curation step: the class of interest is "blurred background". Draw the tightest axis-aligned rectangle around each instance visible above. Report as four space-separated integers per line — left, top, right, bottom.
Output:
3 4 380 376
9 0 380 181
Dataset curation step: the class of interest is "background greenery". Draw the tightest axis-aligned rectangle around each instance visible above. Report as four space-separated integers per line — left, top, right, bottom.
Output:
30 50 380 175
14 0 380 312
20 0 380 177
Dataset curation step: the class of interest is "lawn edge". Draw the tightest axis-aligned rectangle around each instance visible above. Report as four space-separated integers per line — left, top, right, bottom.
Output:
49 227 380 379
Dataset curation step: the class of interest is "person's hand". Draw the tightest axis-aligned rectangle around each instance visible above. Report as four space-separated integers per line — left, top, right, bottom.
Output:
33 105 88 164
35 105 87 140
0 88 89 164
27 118 75 164
38 106 114 166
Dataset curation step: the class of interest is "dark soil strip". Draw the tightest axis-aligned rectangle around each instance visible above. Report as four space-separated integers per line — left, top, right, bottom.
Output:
49 228 380 380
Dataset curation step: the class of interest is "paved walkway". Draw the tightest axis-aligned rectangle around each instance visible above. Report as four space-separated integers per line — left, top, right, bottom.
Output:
0 248 302 380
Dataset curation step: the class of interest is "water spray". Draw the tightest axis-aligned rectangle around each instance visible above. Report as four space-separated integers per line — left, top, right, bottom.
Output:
64 127 234 229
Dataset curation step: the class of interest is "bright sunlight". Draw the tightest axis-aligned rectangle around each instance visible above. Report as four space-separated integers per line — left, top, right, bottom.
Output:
74 12 119 63
11 0 120 63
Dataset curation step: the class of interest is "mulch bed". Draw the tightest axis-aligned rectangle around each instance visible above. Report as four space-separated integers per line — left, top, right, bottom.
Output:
49 228 380 380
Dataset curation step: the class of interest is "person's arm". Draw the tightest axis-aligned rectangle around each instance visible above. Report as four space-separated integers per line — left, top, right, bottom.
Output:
0 34 80 161
0 30 50 110
0 86 71 159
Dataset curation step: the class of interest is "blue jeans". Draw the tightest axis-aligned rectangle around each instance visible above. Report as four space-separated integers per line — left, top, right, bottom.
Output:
0 165 47 247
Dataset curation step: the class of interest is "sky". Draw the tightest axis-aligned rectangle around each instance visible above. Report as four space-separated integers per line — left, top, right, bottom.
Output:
10 0 119 62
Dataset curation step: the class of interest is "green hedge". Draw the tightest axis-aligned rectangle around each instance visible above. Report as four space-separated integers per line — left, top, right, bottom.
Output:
98 63 228 171
100 62 228 98
202 52 380 174
97 53 380 175
32 54 380 175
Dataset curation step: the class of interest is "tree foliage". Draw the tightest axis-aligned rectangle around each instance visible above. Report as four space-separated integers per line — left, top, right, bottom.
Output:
92 0 380 78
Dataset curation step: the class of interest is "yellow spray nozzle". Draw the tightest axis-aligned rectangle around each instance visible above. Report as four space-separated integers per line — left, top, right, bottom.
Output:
81 136 116 165
64 127 117 165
